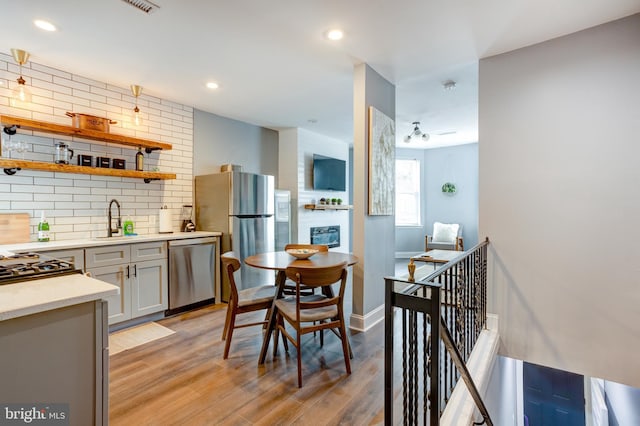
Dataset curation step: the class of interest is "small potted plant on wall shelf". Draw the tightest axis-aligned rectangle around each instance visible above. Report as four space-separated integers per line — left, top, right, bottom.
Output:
337 198 342 205
319 197 326 205
331 198 337 205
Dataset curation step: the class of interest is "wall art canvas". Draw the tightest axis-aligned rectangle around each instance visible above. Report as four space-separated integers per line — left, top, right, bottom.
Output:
368 106 395 215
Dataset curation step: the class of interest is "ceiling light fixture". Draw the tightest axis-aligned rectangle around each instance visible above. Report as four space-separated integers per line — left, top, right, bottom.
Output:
443 80 457 91
326 29 344 41
403 121 429 143
130 85 143 126
34 19 56 32
206 82 219 90
10 49 32 107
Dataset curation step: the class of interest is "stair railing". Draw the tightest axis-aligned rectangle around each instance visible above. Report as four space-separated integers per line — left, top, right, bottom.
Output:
384 238 492 425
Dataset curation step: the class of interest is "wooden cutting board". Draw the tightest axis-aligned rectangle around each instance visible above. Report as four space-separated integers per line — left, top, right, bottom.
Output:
0 213 31 244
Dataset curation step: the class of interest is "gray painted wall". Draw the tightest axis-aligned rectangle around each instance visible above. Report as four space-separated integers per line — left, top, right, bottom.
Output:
193 109 278 178
479 14 640 386
352 63 396 322
395 143 479 254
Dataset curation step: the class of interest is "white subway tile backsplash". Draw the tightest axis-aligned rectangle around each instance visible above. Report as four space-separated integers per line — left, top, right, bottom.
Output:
55 186 91 194
0 56 193 240
52 76 89 91
72 74 106 88
0 192 32 201
34 178 74 187
36 193 71 202
11 185 54 193
52 216 83 225
31 63 71 80
12 201 55 210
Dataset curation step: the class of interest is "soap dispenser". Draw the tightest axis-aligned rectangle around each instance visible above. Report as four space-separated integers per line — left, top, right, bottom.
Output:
123 216 134 236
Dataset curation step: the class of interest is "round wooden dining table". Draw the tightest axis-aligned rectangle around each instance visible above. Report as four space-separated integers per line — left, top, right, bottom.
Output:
244 250 359 271
244 250 359 364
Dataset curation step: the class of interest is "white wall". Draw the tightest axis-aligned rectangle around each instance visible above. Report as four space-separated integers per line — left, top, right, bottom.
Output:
479 14 640 386
0 53 193 239
193 109 278 178
278 128 350 252
484 356 524 426
605 381 640 425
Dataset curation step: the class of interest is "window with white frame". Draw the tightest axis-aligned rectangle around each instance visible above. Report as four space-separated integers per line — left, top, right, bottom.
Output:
395 158 421 226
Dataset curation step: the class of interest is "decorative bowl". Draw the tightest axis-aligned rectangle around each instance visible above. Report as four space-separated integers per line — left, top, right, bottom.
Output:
286 248 319 259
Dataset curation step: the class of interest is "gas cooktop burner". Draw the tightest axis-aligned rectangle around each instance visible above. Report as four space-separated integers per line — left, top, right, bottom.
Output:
0 253 81 285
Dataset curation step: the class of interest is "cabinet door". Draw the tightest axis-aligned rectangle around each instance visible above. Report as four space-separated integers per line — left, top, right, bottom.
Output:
86 245 131 268
87 264 131 325
38 248 85 271
131 259 168 317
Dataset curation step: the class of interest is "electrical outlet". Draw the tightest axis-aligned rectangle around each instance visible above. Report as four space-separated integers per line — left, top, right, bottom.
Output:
149 215 156 226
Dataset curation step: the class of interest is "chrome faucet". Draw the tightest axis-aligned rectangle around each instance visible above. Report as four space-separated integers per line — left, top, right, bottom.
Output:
108 199 122 237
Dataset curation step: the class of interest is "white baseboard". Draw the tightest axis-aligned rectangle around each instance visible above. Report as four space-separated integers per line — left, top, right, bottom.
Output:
349 304 385 332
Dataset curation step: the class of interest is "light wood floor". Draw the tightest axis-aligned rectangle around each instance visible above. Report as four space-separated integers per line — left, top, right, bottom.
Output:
109 304 399 425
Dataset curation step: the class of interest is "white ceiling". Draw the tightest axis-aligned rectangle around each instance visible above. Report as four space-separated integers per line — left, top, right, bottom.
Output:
1 1 638 148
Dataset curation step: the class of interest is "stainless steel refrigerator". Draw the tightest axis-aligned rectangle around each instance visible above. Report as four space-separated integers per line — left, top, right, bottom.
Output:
195 171 275 301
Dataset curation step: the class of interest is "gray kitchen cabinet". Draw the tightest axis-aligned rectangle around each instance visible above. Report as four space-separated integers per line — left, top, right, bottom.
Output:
86 242 167 325
87 263 130 324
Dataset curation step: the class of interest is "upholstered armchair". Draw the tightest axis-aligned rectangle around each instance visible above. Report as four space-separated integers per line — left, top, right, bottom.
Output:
425 222 464 251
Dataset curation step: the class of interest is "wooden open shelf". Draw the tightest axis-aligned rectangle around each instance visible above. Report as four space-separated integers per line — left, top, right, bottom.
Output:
304 204 352 210
0 114 172 152
0 159 176 182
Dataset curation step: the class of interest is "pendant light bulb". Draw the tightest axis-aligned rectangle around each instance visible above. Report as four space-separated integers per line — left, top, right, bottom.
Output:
130 85 143 126
9 49 32 106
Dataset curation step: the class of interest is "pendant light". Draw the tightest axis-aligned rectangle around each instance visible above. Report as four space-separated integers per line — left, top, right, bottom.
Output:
403 121 429 143
10 49 32 106
130 85 143 126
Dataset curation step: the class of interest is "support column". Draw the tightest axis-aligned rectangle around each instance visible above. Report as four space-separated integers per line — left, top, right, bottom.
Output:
350 63 396 331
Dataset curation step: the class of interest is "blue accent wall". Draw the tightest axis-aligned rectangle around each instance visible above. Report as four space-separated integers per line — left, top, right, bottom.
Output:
395 143 478 254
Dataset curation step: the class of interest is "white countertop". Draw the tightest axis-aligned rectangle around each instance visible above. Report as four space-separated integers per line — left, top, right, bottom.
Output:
0 231 221 253
0 231 222 321
0 273 119 321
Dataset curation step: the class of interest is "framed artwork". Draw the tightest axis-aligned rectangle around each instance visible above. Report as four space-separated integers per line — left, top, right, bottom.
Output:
368 106 395 215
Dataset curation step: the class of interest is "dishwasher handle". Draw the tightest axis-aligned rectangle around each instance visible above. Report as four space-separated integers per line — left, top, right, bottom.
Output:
168 237 217 247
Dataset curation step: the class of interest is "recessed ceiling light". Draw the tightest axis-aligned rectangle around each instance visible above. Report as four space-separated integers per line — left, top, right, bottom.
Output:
34 19 57 32
206 82 219 90
326 29 344 41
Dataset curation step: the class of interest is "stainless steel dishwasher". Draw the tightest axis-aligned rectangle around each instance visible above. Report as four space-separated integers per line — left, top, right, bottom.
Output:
167 237 218 314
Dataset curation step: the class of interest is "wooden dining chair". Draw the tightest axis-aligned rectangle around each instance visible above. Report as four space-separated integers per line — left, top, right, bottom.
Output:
221 251 279 359
283 244 328 296
274 261 351 387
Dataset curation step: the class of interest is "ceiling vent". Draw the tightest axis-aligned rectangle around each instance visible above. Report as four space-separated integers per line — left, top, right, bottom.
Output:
120 0 160 14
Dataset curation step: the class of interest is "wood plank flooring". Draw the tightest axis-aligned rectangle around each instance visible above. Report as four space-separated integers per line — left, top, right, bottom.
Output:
109 304 398 425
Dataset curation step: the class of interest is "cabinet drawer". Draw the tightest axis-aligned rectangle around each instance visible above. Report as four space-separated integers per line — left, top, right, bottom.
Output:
86 245 131 268
131 241 166 262
37 249 85 271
